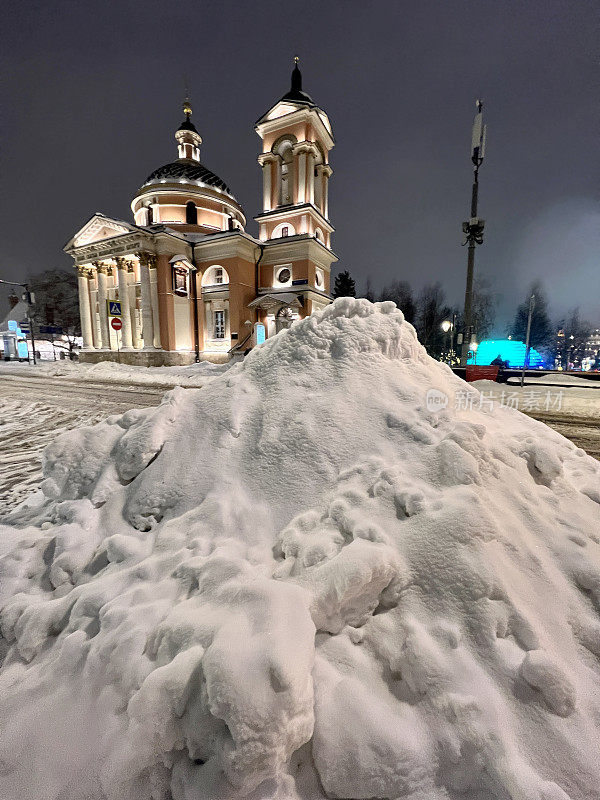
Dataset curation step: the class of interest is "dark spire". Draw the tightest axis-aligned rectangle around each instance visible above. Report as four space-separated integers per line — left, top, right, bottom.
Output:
280 55 315 107
291 55 302 92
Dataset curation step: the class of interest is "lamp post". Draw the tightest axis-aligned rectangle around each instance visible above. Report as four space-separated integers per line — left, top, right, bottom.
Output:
441 313 457 363
460 100 487 366
441 319 451 362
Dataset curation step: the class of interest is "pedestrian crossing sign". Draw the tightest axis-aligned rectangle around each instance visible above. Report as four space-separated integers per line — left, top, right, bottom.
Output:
107 300 122 317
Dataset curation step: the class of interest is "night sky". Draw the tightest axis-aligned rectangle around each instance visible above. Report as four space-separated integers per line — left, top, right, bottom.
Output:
2 0 598 330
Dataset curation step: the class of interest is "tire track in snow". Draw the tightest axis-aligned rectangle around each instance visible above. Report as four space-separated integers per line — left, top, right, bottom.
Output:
0 377 166 514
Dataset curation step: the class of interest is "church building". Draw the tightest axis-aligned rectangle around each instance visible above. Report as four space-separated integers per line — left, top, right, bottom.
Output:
64 61 336 364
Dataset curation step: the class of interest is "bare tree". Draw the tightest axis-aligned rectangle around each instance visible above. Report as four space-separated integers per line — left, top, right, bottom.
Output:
29 269 81 359
378 280 416 324
471 275 496 341
415 282 452 356
555 308 592 369
362 278 376 303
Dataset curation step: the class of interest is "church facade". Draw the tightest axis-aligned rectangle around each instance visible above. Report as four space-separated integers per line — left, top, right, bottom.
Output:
64 62 336 365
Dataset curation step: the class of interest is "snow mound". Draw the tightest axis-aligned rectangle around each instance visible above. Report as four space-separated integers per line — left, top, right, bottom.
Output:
2 298 600 800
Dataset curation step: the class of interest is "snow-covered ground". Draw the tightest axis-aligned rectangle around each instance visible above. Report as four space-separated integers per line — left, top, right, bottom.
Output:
2 299 600 800
0 357 230 388
471 379 600 419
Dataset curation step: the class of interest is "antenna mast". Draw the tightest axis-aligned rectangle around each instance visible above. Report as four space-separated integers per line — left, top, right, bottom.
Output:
460 99 487 366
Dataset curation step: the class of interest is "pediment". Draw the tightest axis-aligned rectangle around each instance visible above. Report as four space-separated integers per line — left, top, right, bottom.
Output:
66 215 135 250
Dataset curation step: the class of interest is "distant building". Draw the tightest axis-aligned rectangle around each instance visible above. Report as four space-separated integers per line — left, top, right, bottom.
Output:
583 328 600 370
65 62 337 365
0 295 29 360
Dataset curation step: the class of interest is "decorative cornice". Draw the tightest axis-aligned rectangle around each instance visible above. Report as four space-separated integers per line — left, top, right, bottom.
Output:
256 106 335 151
257 152 278 167
260 235 338 269
291 141 320 158
254 203 334 233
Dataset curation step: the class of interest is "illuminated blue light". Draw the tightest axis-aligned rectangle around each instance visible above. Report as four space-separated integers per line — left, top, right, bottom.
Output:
471 339 545 368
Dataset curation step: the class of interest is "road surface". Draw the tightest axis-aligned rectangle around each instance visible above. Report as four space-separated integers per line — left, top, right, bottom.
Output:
0 374 167 513
1 374 598 515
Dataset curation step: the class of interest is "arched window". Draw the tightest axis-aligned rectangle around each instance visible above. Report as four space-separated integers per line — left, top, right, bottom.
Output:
272 135 296 207
186 201 198 224
272 222 296 239
202 265 230 287
314 227 324 242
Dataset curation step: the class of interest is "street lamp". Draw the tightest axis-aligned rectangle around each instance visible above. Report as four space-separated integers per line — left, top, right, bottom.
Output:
441 319 451 362
460 100 487 366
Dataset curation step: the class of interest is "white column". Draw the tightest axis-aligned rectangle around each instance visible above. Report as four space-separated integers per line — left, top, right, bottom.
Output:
91 279 102 348
138 253 155 349
77 266 94 349
275 158 282 206
259 156 272 212
297 150 306 204
94 262 111 349
116 257 134 349
323 166 332 219
128 261 142 348
149 255 161 348
306 152 315 205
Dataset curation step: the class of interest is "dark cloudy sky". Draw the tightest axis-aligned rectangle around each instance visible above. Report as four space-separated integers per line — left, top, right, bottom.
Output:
2 0 598 331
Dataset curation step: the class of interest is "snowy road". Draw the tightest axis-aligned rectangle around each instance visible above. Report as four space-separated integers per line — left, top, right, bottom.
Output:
1 374 598 515
0 375 166 512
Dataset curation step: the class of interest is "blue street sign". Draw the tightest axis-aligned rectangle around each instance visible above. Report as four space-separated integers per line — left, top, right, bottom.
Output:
19 321 30 334
40 325 63 335
108 301 122 317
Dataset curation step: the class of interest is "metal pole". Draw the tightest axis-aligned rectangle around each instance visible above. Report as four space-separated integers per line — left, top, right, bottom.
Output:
461 171 478 365
520 294 535 387
460 100 486 366
28 311 37 365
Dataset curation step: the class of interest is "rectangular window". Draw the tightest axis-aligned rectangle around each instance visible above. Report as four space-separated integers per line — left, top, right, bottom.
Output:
214 267 224 284
214 310 225 339
281 226 289 237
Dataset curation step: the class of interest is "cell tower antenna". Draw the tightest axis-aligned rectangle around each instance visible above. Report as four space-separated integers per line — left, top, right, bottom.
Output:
460 99 488 366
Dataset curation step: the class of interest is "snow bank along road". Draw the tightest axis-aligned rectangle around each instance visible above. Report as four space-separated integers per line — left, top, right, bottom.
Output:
1 371 599 515
0 374 165 512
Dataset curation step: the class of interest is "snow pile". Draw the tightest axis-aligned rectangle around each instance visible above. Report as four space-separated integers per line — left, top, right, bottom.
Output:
1 298 600 800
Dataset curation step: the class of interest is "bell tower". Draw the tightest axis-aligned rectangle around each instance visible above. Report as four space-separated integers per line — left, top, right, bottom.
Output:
255 58 334 247
251 59 337 325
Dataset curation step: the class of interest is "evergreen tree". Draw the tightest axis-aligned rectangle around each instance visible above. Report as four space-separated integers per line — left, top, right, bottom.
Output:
378 280 416 324
510 281 553 350
332 270 356 298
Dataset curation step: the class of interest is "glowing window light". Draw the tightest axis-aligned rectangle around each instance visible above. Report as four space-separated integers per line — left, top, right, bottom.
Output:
470 339 545 368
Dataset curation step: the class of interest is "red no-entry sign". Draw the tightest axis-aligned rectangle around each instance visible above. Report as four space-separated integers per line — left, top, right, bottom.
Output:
111 317 123 331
